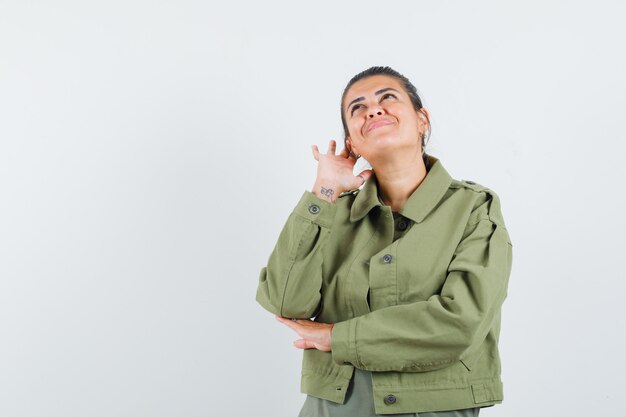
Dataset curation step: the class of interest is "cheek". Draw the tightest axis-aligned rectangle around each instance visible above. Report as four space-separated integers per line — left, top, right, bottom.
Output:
395 109 420 130
348 120 365 138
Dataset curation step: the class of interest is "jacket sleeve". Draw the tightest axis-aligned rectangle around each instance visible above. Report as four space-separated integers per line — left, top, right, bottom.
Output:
255 191 337 319
331 191 513 372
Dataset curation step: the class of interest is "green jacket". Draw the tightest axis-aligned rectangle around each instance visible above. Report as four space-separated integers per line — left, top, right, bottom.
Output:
256 154 513 414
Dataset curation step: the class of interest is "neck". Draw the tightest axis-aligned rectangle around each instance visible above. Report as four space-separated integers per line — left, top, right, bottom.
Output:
374 155 428 212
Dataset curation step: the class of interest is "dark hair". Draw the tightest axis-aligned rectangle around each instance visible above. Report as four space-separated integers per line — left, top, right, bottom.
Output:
340 66 431 159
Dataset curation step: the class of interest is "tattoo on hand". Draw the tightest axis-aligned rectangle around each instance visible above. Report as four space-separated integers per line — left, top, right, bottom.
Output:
320 187 335 198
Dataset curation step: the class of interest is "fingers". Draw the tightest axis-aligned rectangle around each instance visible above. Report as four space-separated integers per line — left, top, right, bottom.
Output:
276 316 332 351
293 339 315 349
276 316 313 336
312 145 320 161
276 315 329 333
275 315 300 332
327 139 336 155
312 140 339 161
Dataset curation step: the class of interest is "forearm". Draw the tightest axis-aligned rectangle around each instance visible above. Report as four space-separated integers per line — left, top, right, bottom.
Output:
331 219 513 372
256 191 338 318
331 293 500 372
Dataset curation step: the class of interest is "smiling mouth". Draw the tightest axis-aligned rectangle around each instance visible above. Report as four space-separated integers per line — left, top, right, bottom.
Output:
367 120 394 132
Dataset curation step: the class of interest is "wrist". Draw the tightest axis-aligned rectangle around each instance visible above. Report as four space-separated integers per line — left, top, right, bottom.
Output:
312 181 340 203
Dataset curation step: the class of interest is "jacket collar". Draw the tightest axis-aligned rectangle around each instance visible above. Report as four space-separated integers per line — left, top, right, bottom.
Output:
350 154 452 224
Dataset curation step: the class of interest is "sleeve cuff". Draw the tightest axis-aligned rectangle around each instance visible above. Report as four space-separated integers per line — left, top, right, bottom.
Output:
331 319 358 366
293 191 338 229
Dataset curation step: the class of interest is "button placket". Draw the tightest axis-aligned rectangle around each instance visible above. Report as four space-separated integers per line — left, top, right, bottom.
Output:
368 232 398 310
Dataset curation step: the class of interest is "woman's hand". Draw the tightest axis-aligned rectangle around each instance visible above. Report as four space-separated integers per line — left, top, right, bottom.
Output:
311 140 373 203
275 315 334 351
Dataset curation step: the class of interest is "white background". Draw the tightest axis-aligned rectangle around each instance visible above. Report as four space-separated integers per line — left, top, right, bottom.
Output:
1 1 625 416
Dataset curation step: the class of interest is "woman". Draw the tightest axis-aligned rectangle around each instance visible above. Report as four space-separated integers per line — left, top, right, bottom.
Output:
256 66 513 416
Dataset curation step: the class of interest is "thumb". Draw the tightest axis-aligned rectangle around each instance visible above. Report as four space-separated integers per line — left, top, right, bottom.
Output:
357 169 373 184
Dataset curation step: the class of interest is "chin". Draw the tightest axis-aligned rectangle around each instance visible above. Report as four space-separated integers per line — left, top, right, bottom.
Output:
368 133 403 147
366 135 420 159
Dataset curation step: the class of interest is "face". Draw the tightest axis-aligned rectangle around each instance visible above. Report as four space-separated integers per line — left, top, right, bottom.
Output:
343 75 429 163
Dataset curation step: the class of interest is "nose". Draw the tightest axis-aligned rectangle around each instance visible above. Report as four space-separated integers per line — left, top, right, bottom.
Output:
368 107 383 118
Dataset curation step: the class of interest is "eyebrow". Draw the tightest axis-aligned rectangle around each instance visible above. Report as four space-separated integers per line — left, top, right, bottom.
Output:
346 88 401 111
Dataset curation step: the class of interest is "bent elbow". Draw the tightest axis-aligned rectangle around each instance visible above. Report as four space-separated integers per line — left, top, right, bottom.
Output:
279 297 321 319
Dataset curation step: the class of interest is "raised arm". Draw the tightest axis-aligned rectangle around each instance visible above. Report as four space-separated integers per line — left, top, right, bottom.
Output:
256 140 372 318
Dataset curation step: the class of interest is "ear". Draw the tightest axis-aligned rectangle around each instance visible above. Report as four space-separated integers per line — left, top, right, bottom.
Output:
418 107 430 126
346 137 358 156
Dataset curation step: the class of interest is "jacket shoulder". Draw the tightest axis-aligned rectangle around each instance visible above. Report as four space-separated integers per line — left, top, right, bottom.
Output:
450 178 492 194
451 178 501 200
450 178 506 228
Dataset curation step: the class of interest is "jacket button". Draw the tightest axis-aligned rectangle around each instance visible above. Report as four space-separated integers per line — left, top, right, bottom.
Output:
384 394 397 405
382 254 393 263
397 221 408 231
308 204 320 214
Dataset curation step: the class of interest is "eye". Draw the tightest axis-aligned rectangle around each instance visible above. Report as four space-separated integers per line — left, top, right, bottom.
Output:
381 93 397 100
350 104 363 116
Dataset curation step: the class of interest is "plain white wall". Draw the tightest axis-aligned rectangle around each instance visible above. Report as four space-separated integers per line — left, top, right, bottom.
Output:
1 0 625 416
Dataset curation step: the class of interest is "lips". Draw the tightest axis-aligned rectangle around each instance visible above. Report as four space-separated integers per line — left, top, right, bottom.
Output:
366 119 394 132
